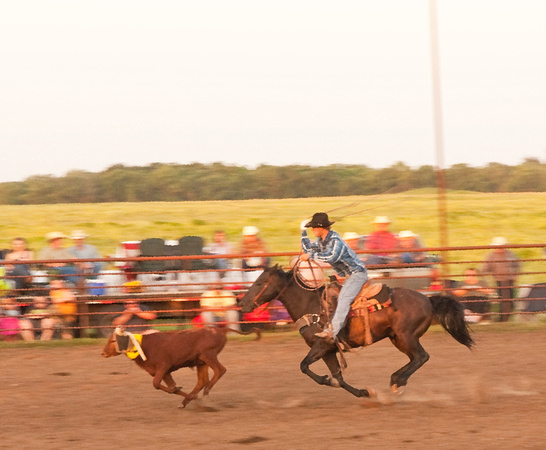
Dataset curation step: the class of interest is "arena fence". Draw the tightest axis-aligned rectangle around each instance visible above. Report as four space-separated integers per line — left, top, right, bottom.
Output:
1 243 545 340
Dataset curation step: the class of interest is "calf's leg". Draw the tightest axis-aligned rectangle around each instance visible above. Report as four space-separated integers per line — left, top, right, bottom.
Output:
152 365 186 395
163 373 189 398
198 352 227 396
180 364 210 408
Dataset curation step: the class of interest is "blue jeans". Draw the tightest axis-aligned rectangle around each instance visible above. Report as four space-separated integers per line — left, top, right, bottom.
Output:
331 271 368 336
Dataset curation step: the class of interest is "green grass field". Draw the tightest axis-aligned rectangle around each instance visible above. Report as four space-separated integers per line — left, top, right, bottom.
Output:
2 189 545 283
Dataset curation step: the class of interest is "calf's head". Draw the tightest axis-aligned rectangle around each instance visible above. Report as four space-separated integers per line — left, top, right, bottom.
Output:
101 330 124 358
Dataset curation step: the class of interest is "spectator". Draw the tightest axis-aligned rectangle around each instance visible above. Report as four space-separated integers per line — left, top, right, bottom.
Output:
396 230 426 264
49 279 78 339
68 230 103 279
204 230 234 273
0 296 21 341
363 216 398 265
342 232 363 252
19 294 60 341
482 237 520 323
239 226 270 271
112 281 157 333
199 285 240 331
453 268 496 323
4 237 34 292
38 232 79 286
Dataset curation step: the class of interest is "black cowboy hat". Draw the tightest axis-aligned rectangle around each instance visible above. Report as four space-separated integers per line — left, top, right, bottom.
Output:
305 212 335 228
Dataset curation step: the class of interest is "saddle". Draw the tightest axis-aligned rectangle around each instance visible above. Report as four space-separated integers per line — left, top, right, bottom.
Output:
324 280 392 348
348 281 392 318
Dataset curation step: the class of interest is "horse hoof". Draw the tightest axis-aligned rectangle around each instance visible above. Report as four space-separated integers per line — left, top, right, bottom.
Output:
367 388 376 398
391 384 405 395
329 377 340 388
178 403 187 409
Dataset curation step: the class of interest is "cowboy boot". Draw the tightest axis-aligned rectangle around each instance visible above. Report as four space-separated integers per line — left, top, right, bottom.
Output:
315 323 334 343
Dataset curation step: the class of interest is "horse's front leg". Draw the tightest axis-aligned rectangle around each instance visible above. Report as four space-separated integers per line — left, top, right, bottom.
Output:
299 340 338 387
322 351 373 398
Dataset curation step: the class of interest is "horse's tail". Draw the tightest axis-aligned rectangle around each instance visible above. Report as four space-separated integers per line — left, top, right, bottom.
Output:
222 327 262 341
429 295 474 349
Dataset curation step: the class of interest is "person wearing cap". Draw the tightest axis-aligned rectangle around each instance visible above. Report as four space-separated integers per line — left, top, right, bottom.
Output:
342 232 363 252
396 230 426 264
38 232 79 285
482 237 520 322
68 230 103 278
300 212 368 342
363 216 398 265
239 226 270 271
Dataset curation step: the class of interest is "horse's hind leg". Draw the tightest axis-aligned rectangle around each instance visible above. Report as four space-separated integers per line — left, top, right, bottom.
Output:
389 335 429 392
322 351 372 398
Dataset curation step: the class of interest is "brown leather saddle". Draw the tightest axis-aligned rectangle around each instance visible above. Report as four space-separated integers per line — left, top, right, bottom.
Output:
348 281 393 318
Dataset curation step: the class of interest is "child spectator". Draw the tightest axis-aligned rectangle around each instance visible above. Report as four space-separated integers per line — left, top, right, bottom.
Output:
49 278 78 339
0 296 21 341
19 294 60 341
199 285 240 331
453 268 495 323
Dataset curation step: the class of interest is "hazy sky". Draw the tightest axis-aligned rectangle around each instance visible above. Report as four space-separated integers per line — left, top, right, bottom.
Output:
1 0 545 183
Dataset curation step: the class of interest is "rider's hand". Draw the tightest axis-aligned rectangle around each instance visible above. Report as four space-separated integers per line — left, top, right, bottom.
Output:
300 219 309 230
300 253 310 261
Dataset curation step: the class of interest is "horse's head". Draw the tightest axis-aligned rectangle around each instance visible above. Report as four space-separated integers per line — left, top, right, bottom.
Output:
238 265 286 313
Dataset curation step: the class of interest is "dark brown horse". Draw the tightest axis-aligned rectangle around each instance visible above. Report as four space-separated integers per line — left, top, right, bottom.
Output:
239 265 473 398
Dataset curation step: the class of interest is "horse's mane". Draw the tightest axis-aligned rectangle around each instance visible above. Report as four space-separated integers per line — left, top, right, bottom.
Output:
268 264 294 281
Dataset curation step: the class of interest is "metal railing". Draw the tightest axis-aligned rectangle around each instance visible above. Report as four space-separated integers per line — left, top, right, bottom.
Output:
1 243 545 340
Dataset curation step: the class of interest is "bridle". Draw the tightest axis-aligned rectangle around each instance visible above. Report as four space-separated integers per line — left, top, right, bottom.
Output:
250 270 291 309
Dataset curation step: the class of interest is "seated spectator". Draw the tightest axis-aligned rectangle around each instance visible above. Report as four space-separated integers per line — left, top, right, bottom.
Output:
268 299 291 326
453 268 496 323
38 232 79 286
112 281 157 334
4 237 35 292
204 230 234 273
428 269 444 292
396 230 426 264
49 279 78 339
363 216 398 265
241 303 271 332
68 230 103 279
239 226 270 271
19 294 60 341
342 232 363 252
0 296 22 341
199 285 240 331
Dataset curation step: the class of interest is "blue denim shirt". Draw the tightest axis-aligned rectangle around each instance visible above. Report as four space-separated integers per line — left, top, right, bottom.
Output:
301 229 366 277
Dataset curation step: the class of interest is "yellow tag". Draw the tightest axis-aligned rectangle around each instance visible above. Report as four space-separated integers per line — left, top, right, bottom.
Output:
126 334 143 360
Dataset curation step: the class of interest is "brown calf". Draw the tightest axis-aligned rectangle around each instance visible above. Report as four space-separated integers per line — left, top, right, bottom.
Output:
102 326 260 408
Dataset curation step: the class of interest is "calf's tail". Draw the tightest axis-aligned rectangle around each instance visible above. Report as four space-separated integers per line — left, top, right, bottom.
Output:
223 327 262 341
429 295 474 349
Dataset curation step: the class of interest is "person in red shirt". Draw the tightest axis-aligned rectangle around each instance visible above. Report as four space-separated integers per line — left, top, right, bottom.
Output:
363 216 397 265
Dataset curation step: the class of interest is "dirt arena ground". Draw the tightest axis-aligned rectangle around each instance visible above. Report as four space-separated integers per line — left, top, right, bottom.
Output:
1 329 545 449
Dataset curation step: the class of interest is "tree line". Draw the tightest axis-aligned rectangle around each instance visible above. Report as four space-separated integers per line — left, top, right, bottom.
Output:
1 159 544 205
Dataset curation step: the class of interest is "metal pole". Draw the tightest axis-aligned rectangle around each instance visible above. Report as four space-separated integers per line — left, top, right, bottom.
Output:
429 0 449 281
